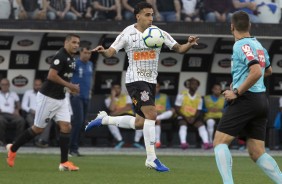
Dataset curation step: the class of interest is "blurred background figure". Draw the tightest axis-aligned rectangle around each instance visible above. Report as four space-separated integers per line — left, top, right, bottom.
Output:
92 0 122 21
16 0 47 20
47 0 77 20
203 0 232 22
155 81 175 148
69 46 93 156
175 78 211 150
151 0 181 22
202 83 225 144
181 0 202 22
0 78 25 146
122 0 147 21
232 0 261 23
21 79 42 128
0 0 12 19
70 0 93 20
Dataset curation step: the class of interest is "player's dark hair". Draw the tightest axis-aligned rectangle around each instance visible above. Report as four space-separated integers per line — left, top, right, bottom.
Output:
134 2 153 15
80 46 91 52
231 11 250 32
65 34 80 41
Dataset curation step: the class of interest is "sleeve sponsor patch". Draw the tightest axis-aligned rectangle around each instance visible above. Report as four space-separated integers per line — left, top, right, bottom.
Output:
241 44 255 61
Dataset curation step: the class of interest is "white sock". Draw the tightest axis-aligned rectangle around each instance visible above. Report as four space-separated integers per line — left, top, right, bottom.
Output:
179 125 187 144
103 116 135 129
108 125 122 141
206 119 215 143
143 119 157 162
256 153 282 183
198 125 209 144
134 130 143 142
156 110 173 121
155 125 161 142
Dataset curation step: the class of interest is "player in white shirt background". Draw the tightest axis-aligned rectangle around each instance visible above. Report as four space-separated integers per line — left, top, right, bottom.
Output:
86 1 199 172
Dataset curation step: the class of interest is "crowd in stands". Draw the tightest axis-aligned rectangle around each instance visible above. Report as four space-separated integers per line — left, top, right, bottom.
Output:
0 0 281 23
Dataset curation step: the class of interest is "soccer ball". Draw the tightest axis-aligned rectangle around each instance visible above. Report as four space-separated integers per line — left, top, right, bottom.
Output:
142 26 165 48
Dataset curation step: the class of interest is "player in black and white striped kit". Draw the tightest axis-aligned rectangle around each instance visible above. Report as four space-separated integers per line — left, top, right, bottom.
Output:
86 2 199 172
6 34 80 171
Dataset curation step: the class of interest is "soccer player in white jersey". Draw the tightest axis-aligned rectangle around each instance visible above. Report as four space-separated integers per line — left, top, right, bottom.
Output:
86 2 199 172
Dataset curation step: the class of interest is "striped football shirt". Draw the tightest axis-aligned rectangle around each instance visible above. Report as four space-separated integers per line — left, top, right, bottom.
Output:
111 24 177 84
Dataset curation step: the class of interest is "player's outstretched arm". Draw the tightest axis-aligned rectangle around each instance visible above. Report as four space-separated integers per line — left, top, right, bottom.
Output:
92 46 116 58
172 36 199 54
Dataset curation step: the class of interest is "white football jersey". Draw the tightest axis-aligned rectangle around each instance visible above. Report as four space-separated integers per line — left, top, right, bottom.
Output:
111 24 177 84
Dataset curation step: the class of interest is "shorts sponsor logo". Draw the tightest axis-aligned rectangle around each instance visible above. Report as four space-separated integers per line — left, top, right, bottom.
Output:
140 91 149 102
241 44 255 61
12 75 28 87
137 68 152 78
17 39 34 47
218 58 231 68
133 50 156 61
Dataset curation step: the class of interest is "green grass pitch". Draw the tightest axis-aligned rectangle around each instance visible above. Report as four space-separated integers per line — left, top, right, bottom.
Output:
0 154 281 184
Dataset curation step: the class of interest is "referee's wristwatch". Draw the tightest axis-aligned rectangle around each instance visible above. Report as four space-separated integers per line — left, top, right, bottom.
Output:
233 88 240 97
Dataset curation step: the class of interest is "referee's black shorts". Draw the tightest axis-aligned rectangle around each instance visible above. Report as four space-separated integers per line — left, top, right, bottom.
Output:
217 92 268 141
126 81 156 118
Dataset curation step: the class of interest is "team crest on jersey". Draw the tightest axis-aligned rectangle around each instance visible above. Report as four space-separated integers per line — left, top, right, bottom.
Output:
140 91 149 102
54 59 60 65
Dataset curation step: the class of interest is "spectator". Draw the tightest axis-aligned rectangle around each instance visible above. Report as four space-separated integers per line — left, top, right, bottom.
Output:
16 0 47 20
155 81 175 148
181 0 201 22
69 46 93 156
203 0 232 22
0 0 12 19
151 0 181 22
122 0 147 21
70 0 93 20
21 79 42 128
92 0 122 21
0 78 26 145
202 83 225 143
105 82 144 149
174 77 211 150
47 0 77 20
232 0 261 23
